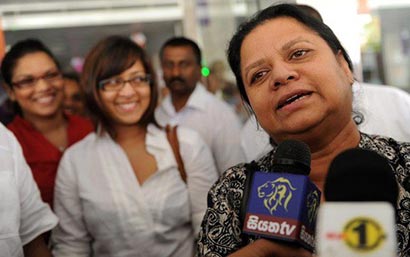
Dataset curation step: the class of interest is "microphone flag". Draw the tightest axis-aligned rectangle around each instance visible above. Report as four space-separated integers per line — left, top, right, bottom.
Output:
242 171 321 251
316 202 396 257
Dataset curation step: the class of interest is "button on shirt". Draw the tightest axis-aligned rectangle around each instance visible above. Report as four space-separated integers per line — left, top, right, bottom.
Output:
156 83 245 175
51 124 218 257
0 123 58 257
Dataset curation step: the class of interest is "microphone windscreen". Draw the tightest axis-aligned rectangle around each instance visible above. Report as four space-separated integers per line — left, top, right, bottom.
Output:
274 140 311 175
324 148 398 206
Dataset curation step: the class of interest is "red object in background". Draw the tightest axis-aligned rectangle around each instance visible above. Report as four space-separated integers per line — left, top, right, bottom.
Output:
0 18 6 62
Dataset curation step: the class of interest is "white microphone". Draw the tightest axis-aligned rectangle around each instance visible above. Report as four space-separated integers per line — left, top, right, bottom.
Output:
315 148 398 257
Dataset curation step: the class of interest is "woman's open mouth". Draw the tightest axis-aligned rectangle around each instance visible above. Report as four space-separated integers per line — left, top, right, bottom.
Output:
277 92 313 110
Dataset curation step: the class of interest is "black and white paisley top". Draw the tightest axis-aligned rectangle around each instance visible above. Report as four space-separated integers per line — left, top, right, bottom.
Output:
196 133 410 257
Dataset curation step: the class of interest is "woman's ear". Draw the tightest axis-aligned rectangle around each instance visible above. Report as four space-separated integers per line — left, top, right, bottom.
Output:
336 51 354 85
4 84 16 101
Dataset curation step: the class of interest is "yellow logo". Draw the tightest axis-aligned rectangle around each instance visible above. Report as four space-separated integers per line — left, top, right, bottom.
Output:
257 177 296 214
343 217 386 252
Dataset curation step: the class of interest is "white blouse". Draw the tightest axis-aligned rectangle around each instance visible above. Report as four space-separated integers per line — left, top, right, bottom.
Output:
51 124 218 257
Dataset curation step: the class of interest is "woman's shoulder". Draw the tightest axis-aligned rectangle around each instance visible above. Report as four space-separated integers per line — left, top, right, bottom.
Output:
217 149 274 179
360 133 410 150
208 162 248 204
360 133 410 167
64 132 98 157
220 162 248 181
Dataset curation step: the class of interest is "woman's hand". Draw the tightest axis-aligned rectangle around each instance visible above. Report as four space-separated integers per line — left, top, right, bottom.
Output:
228 239 313 257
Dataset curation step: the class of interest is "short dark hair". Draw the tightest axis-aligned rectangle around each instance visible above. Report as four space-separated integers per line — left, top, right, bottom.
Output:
0 38 61 116
227 3 353 108
159 37 202 65
1 39 60 87
81 35 159 138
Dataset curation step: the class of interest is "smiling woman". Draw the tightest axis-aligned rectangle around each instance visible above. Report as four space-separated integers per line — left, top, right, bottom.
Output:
0 39 94 211
196 4 410 257
50 36 218 257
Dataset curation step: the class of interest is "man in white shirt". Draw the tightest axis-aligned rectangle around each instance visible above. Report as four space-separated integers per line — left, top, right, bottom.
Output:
0 123 58 257
156 37 245 175
354 83 410 142
241 82 410 162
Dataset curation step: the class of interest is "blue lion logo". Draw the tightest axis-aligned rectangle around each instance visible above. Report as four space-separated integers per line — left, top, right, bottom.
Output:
257 177 296 215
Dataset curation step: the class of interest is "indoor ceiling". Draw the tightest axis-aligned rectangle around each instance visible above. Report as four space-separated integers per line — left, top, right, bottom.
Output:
4 21 179 73
1 1 181 72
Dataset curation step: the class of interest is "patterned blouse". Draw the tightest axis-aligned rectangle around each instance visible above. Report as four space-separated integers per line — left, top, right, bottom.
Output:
197 133 410 257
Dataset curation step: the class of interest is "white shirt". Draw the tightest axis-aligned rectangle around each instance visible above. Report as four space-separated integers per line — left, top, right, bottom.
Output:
155 83 245 175
0 123 58 257
51 124 218 257
240 115 272 162
241 82 410 162
354 83 410 142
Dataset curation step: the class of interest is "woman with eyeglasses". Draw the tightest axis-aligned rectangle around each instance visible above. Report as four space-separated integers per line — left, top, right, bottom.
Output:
1 39 94 210
50 36 218 257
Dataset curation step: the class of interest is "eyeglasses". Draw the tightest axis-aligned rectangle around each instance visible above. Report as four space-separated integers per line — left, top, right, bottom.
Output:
12 71 62 90
98 74 151 92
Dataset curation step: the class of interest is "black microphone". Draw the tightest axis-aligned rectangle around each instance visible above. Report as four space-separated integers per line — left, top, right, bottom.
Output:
241 140 321 252
272 139 311 175
316 148 398 257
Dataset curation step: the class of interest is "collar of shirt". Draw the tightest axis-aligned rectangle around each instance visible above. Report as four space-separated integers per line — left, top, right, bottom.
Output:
162 82 208 116
146 124 178 171
98 124 178 173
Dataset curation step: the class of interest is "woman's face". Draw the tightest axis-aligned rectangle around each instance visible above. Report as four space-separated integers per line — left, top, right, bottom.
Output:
240 17 353 142
97 60 151 127
9 52 64 119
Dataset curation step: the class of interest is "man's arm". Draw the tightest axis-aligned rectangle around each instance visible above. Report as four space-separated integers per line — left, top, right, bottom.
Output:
213 103 245 174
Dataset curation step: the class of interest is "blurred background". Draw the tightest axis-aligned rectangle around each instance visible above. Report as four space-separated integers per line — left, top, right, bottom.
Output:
0 0 409 92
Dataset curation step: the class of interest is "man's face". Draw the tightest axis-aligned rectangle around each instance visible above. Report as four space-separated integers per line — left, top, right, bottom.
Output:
63 78 86 115
161 45 202 97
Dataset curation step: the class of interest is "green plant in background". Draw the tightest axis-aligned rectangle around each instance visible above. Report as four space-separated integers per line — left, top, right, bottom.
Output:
361 15 381 52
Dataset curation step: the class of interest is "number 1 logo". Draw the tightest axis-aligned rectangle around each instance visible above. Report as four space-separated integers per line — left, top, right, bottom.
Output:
343 217 386 252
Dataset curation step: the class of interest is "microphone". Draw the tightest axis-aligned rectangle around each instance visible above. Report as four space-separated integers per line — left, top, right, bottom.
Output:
240 139 321 252
316 148 398 257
